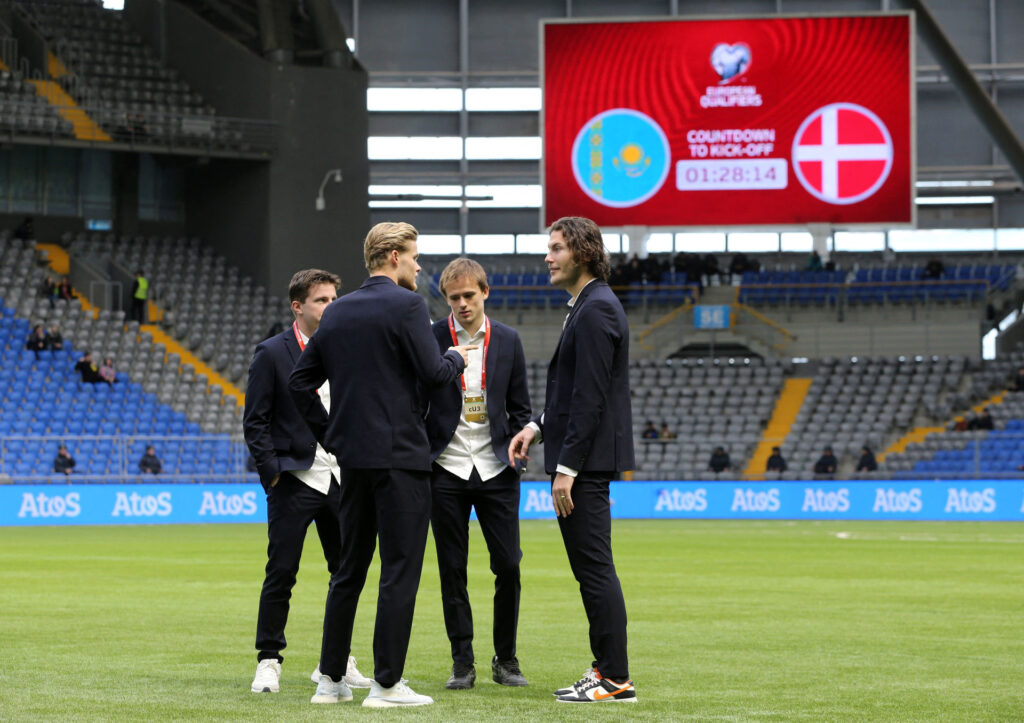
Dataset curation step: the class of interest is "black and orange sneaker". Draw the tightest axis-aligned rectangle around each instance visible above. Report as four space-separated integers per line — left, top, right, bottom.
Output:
552 667 598 697
556 675 637 703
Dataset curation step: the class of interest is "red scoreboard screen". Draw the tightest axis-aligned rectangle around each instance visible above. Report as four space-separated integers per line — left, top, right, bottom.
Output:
542 13 914 228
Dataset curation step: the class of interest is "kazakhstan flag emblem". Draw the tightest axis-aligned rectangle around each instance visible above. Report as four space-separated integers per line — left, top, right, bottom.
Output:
571 108 670 208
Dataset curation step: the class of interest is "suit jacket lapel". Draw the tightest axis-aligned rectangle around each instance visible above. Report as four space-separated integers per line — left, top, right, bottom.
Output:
284 328 301 365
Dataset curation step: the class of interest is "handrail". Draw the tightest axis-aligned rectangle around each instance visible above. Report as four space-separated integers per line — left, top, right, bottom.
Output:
733 302 796 343
637 298 695 351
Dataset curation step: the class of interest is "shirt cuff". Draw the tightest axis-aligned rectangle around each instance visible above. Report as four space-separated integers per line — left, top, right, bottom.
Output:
526 420 542 442
555 464 578 478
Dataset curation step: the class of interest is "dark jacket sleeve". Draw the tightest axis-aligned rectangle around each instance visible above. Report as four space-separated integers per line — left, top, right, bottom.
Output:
399 295 465 387
558 299 619 470
287 333 330 450
507 331 532 434
243 342 282 489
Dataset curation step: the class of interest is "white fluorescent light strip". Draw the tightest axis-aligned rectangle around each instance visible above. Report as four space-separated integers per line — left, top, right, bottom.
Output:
915 196 995 205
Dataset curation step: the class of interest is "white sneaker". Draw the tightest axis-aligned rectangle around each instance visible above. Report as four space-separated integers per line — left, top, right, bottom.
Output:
309 656 373 688
251 659 281 693
310 674 353 704
553 667 597 697
362 680 433 708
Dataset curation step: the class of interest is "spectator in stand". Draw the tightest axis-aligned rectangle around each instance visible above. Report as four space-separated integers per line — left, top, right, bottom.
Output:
40 276 56 307
813 446 838 476
26 324 47 358
641 421 659 440
74 351 105 384
855 446 878 473
766 446 787 474
130 270 149 324
977 408 994 430
729 252 750 279
923 258 945 280
14 215 34 241
708 446 731 474
965 412 980 431
806 250 823 271
53 444 75 476
45 324 63 351
139 445 162 475
659 422 676 440
1011 366 1024 392
57 277 74 302
99 357 117 385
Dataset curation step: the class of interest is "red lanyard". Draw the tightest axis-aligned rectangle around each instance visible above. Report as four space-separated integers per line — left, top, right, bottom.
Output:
292 321 307 351
448 315 489 392
293 322 319 396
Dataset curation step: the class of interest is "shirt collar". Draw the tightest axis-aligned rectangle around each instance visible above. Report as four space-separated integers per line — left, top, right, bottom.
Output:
452 314 487 339
567 278 598 308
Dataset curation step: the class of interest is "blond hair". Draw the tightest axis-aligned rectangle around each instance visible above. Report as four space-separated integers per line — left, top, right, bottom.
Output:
438 257 488 295
364 221 418 272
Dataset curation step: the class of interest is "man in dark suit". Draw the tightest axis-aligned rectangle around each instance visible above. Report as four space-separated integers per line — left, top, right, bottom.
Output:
289 222 475 709
243 268 371 695
509 216 637 705
426 258 532 691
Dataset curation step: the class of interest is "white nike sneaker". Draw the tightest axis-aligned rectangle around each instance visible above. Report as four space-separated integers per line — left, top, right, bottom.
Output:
251 659 281 693
309 656 373 688
310 674 353 704
553 667 597 697
362 680 433 708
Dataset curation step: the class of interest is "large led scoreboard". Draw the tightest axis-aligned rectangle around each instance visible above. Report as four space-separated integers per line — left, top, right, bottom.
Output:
542 13 915 228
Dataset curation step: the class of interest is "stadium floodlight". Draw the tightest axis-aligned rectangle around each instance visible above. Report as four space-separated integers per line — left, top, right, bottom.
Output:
315 169 343 211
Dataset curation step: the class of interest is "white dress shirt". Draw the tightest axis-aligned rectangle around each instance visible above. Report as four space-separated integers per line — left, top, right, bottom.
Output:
435 315 508 482
290 326 341 494
527 279 597 478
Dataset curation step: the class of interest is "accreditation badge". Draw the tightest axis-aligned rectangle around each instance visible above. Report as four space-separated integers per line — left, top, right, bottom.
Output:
463 394 487 423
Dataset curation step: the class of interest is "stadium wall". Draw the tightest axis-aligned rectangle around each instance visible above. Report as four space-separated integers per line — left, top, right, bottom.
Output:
124 0 370 295
3 480 1023 526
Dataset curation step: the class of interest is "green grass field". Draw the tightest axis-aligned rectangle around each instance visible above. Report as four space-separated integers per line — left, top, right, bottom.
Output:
1 520 1023 721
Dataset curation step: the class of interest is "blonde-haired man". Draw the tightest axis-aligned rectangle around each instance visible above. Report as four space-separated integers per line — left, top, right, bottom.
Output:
289 222 476 708
426 258 532 690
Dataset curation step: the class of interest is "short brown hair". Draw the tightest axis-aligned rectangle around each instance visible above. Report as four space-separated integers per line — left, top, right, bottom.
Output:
364 221 418 272
439 257 488 295
549 216 611 282
288 268 340 305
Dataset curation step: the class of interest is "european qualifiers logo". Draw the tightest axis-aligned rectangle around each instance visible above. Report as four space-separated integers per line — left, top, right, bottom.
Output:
700 41 762 108
792 103 894 205
571 108 671 208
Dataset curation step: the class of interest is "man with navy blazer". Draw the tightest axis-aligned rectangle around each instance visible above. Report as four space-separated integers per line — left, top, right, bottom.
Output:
425 258 532 691
243 268 370 695
509 217 637 704
288 222 475 709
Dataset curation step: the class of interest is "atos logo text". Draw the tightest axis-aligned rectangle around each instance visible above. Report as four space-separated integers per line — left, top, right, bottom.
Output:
523 489 555 512
199 490 258 516
944 488 995 514
872 488 922 513
731 488 780 512
802 488 850 513
655 488 707 512
112 491 172 517
18 492 81 518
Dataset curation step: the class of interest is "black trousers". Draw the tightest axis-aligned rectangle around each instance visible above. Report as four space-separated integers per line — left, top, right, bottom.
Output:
319 467 431 688
430 463 522 665
556 472 629 681
255 472 342 662
130 297 147 324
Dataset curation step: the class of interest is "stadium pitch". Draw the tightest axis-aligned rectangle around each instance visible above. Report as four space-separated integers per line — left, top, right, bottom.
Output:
2 519 1022 721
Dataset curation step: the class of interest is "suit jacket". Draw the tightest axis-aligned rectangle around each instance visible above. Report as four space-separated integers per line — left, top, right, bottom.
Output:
243 327 318 491
536 280 635 475
288 275 465 470
426 316 532 469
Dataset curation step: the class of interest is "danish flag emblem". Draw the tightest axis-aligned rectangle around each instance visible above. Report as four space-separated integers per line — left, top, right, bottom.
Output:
792 103 894 205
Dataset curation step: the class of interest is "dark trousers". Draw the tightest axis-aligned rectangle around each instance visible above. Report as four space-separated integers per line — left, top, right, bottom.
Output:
256 472 342 661
130 297 147 324
555 472 629 681
431 463 522 665
319 467 431 688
